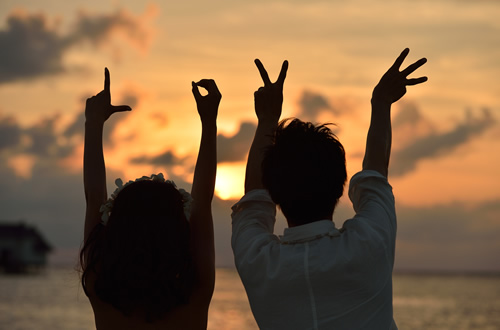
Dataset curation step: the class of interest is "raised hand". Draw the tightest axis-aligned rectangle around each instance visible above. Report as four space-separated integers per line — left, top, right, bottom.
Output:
85 68 131 124
254 59 288 122
372 48 427 105
192 79 221 124
190 78 219 301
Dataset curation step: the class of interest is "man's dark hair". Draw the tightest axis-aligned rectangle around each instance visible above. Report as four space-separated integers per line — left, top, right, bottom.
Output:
262 118 347 226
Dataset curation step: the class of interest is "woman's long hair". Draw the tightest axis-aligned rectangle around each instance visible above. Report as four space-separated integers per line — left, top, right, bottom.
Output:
80 180 194 322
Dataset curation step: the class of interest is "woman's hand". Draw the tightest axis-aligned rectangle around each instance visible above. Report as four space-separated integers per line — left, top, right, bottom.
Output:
85 68 131 124
192 79 221 124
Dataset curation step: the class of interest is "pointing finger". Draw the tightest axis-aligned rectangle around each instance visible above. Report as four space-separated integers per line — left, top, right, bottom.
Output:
401 58 427 77
277 60 289 85
391 48 410 71
111 105 132 113
255 59 271 86
104 67 110 93
406 76 428 86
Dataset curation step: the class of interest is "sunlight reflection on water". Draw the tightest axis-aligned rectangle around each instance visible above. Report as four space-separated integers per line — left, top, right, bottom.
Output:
0 268 499 330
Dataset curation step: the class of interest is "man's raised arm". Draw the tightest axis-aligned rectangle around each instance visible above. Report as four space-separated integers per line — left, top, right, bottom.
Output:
363 48 427 177
245 59 288 193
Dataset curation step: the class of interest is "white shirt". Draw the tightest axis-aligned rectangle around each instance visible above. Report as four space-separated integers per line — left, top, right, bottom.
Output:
231 170 397 330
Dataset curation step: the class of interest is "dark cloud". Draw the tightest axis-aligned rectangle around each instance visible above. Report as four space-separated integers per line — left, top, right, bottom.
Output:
0 7 154 83
0 109 130 249
63 110 128 146
0 115 22 150
393 199 500 272
391 108 495 177
0 12 65 82
393 102 433 130
69 9 153 50
296 90 355 124
25 115 73 158
102 111 131 146
2 108 499 271
217 122 256 163
130 150 184 166
297 90 333 122
120 93 140 109
0 123 85 248
64 88 136 145
0 114 76 159
63 112 85 139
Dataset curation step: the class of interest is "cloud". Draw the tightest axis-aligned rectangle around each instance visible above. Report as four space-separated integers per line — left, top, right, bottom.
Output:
391 102 436 151
0 11 65 82
391 108 495 177
0 98 130 181
393 102 434 132
297 90 334 122
0 115 22 150
0 6 156 83
0 107 131 248
25 115 74 158
2 108 499 272
296 90 357 123
0 118 85 248
69 7 156 51
393 199 500 272
0 114 77 163
120 92 140 109
62 109 129 146
130 150 185 166
63 112 85 139
64 86 139 144
217 122 256 163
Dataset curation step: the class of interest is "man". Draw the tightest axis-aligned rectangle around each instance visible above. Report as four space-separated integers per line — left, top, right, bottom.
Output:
231 49 427 329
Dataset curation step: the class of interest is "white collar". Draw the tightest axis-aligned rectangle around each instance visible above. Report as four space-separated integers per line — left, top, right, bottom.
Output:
280 220 341 244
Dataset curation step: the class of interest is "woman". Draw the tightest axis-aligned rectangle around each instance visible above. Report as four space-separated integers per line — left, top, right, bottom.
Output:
80 68 220 329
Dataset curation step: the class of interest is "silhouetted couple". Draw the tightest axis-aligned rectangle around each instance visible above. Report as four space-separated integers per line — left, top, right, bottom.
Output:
80 48 427 329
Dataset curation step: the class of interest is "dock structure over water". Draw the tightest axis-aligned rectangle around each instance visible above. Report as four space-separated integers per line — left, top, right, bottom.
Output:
0 222 52 273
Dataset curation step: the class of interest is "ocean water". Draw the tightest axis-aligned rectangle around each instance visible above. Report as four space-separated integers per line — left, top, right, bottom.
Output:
1 267 499 330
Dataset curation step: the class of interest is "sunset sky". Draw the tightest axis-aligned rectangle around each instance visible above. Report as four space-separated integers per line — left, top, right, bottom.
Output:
0 0 499 271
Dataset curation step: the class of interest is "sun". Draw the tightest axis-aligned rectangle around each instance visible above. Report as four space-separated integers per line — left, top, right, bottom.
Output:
214 163 246 200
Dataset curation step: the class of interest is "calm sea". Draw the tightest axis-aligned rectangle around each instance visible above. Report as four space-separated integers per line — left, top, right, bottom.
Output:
1 267 499 330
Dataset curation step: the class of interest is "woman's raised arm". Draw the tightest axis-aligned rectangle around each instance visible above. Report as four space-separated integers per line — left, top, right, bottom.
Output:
83 68 131 244
189 79 220 300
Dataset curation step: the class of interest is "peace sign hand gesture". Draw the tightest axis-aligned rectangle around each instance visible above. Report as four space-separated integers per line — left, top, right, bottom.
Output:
254 59 289 123
85 68 131 124
372 48 427 105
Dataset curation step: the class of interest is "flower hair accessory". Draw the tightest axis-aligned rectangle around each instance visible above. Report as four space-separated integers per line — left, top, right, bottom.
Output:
99 173 193 225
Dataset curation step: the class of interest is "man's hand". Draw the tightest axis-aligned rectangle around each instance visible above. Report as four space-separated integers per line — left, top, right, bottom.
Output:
363 48 428 178
85 68 131 124
254 59 288 123
372 48 427 105
192 79 221 124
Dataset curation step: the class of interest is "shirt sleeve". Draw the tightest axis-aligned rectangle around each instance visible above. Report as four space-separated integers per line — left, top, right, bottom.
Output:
231 189 279 270
345 170 397 252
